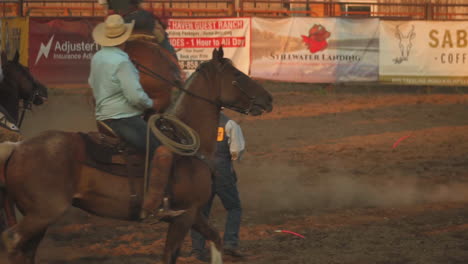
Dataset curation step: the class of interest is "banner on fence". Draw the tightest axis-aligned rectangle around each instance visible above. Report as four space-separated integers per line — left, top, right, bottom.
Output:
1 17 29 65
29 18 100 84
380 21 468 86
166 17 251 77
250 17 379 83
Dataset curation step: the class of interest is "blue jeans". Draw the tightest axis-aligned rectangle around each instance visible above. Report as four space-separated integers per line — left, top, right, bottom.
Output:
103 115 161 156
191 160 242 251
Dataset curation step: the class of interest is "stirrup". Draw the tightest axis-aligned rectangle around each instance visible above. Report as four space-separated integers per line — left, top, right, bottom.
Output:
140 197 186 220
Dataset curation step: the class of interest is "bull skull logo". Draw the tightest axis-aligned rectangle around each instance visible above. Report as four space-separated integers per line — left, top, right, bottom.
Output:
393 25 416 64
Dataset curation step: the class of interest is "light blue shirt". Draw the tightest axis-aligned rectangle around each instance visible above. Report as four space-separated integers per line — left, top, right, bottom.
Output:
88 46 153 121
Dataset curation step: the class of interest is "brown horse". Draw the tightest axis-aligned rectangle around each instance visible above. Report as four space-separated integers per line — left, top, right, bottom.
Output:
0 51 48 128
0 47 273 264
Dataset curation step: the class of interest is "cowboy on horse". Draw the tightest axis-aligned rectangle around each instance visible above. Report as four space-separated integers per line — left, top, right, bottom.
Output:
89 14 184 220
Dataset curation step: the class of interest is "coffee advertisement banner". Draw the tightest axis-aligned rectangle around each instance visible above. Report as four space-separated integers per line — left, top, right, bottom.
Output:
29 18 100 84
380 21 468 86
250 17 379 83
166 17 251 77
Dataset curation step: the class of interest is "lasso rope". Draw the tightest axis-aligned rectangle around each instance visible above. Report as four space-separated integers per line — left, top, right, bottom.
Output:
147 114 200 156
143 113 200 194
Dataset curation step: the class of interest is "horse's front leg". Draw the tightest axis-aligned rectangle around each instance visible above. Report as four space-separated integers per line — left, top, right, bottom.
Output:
192 211 223 264
2 225 33 264
163 207 197 264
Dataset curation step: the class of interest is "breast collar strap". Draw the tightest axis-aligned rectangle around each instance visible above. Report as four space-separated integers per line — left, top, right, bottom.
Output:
194 152 217 175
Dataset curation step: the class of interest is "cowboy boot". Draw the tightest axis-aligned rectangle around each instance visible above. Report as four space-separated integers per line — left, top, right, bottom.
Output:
140 146 185 220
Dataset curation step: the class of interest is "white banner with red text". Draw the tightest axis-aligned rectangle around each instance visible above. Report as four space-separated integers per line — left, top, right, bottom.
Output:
166 17 251 77
250 17 379 83
380 21 468 86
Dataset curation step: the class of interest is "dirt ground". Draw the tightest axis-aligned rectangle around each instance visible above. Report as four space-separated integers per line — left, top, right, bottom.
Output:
3 82 468 264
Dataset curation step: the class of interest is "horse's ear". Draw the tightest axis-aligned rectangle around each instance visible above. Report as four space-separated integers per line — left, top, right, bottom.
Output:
218 46 224 59
212 46 224 62
13 50 19 63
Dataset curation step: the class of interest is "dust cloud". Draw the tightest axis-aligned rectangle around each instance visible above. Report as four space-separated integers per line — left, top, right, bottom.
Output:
237 162 468 212
19 94 468 214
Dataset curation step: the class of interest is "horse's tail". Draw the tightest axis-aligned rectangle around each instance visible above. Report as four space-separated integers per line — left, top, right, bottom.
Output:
0 142 19 229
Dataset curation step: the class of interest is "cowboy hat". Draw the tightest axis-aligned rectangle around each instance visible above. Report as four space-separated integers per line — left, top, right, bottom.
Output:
92 14 135 47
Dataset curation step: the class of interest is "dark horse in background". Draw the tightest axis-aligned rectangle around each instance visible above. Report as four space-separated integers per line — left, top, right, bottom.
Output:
0 51 48 133
0 49 48 247
0 47 272 264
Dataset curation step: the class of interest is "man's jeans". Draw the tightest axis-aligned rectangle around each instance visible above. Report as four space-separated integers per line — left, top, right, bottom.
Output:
103 115 161 156
191 161 242 251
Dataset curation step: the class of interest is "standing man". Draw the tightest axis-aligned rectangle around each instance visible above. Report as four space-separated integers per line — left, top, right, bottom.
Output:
190 111 245 261
89 14 184 220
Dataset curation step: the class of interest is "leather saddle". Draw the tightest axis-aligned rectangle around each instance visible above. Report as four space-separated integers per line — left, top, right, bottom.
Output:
79 121 147 220
79 121 145 178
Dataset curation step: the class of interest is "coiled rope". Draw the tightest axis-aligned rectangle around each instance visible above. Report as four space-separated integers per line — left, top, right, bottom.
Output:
147 114 200 156
144 113 200 194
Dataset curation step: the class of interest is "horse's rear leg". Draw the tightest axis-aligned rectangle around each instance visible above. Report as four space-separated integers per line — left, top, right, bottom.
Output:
192 212 223 264
2 207 69 264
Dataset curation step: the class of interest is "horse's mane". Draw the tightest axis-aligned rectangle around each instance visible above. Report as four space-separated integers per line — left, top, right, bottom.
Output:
170 58 227 113
0 104 15 123
0 77 19 122
0 103 20 134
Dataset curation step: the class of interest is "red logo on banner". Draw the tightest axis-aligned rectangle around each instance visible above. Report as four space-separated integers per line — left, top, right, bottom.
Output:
301 24 331 53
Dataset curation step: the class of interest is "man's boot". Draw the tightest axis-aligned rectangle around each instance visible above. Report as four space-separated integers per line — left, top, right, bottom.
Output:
140 146 185 219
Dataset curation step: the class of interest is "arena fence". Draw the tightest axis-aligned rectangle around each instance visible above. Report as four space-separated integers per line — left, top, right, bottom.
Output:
1 1 468 20
1 16 466 87
0 2 467 87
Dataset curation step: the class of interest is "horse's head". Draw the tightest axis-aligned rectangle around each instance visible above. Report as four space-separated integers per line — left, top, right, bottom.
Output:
1 51 48 106
209 47 273 116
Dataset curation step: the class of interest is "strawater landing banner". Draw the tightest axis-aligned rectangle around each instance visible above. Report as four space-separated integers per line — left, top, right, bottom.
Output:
380 21 468 86
250 17 379 83
29 18 100 84
166 18 251 77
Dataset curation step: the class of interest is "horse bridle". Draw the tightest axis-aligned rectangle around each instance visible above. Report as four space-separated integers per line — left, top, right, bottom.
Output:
133 59 257 115
17 85 41 128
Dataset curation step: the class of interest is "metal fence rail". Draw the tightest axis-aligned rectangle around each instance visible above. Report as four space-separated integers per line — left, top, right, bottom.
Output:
0 0 467 20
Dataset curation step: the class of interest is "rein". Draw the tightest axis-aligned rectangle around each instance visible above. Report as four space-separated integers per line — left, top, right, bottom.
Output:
17 86 39 129
132 60 257 115
17 100 32 129
132 60 221 108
